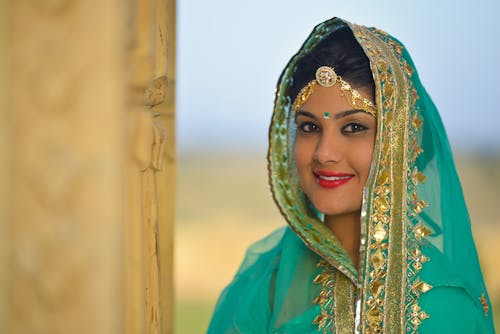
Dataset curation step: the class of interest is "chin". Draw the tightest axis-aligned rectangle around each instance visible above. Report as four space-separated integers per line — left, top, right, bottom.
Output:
310 198 361 217
311 201 343 216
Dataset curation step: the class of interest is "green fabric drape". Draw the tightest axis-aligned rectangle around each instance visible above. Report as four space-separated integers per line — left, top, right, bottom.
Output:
208 17 495 333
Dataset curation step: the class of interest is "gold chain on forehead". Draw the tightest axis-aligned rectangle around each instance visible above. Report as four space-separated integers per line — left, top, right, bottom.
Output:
292 66 376 117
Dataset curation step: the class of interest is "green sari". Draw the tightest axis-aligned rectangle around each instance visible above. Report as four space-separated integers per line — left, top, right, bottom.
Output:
208 17 495 333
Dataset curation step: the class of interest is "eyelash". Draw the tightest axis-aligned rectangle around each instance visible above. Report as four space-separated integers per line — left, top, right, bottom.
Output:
297 121 369 135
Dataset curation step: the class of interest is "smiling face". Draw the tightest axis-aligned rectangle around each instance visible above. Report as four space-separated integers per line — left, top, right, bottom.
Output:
294 84 376 219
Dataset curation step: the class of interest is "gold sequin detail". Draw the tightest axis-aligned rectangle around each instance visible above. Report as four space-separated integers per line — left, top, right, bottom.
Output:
411 167 427 185
409 304 429 326
373 223 387 242
411 192 428 216
412 114 423 130
414 222 433 241
480 293 489 316
412 278 433 293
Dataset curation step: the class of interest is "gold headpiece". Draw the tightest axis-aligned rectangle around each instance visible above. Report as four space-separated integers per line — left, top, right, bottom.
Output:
292 66 376 117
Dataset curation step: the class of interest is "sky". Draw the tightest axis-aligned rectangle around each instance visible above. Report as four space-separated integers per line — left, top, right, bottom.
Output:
177 0 500 154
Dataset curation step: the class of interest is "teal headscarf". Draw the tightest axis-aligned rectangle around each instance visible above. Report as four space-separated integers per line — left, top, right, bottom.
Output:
208 17 495 333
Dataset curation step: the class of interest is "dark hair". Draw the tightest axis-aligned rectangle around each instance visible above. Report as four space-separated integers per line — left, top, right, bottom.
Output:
288 26 375 102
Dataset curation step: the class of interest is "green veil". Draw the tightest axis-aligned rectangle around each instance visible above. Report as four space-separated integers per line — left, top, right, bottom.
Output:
208 18 495 333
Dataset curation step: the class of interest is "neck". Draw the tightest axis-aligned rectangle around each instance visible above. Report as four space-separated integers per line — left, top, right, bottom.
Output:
324 212 361 267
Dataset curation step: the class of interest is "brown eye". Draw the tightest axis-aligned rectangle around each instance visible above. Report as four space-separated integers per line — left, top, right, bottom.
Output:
342 123 368 134
298 122 320 133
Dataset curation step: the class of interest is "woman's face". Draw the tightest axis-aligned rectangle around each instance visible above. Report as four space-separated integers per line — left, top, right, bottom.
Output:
294 84 376 218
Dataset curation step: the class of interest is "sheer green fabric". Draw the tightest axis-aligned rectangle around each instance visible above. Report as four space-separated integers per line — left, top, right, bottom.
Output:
208 17 495 333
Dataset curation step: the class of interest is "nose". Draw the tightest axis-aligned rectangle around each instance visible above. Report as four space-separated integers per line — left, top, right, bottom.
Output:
313 131 343 164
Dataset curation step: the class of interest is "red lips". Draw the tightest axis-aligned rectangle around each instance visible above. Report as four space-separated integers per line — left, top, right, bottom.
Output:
313 170 354 188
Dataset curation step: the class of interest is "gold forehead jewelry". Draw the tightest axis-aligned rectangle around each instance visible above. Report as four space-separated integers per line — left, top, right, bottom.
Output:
316 66 338 87
292 66 376 117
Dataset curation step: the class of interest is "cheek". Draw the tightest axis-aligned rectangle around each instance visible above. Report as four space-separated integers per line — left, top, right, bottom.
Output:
357 138 375 180
294 138 314 177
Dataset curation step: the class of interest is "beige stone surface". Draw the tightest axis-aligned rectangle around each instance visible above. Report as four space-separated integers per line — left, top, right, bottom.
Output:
0 0 175 333
0 0 8 329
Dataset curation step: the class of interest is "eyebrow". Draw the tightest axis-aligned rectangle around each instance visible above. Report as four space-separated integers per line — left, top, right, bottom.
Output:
295 109 366 121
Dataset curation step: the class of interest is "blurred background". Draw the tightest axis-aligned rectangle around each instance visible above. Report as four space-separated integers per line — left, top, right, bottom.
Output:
175 0 500 332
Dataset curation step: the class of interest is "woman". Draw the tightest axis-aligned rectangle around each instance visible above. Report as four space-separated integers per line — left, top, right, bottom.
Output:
208 17 495 333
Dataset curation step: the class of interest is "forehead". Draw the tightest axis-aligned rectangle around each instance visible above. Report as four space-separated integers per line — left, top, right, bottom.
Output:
301 84 353 115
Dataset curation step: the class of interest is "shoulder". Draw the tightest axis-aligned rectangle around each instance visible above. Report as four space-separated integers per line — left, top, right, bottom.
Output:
419 286 491 334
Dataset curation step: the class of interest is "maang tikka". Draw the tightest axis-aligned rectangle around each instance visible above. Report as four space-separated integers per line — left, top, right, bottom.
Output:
292 66 376 117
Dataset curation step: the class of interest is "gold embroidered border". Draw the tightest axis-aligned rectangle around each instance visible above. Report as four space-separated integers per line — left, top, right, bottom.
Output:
312 261 356 333
349 24 433 333
379 31 408 333
350 24 395 334
335 271 356 333
403 68 432 332
312 260 337 333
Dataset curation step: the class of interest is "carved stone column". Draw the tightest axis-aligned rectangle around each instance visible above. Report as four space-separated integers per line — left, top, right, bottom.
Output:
0 0 175 333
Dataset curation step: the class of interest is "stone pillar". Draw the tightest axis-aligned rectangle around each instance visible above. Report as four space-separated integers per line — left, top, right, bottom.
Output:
124 0 176 333
0 0 175 333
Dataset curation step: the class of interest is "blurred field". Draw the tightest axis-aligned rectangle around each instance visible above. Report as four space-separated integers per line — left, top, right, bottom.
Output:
175 152 500 333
